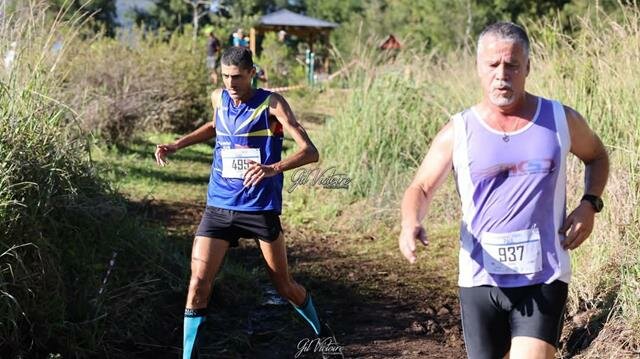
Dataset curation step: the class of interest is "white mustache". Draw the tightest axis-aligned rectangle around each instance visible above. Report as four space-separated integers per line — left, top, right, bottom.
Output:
493 81 512 90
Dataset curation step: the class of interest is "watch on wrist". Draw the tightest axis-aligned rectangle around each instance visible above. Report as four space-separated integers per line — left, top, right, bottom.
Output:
581 194 603 213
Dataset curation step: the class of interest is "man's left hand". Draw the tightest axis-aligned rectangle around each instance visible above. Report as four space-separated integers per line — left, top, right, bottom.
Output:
558 202 596 250
243 161 278 187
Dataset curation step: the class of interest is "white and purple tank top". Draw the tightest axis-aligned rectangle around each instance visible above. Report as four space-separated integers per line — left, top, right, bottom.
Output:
452 97 571 288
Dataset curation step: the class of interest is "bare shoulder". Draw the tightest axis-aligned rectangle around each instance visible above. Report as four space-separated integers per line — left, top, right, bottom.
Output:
268 91 287 108
268 92 296 120
562 104 593 140
432 120 454 150
563 104 586 126
562 104 606 160
210 88 223 108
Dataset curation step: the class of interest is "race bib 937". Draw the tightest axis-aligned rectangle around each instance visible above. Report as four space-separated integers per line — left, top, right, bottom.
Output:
480 227 542 275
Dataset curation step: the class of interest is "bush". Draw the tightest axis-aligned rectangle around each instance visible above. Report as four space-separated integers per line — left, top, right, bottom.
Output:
60 26 211 145
255 32 307 87
0 3 184 356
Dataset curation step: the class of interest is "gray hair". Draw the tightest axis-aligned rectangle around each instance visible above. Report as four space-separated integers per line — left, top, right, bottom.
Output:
477 22 530 59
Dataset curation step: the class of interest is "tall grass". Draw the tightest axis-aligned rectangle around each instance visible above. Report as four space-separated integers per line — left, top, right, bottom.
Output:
529 9 640 354
306 4 640 355
1 3 184 356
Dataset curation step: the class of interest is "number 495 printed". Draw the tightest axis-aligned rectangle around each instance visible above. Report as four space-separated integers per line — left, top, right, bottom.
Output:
231 159 251 171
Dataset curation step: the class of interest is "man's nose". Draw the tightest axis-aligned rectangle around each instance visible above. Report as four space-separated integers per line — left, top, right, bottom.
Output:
495 63 509 80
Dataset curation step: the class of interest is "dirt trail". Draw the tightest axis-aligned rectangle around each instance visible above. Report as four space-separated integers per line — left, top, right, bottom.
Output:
119 99 624 359
135 199 466 359
133 198 615 359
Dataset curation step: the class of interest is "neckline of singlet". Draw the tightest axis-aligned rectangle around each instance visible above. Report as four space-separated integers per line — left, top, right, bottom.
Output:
225 89 262 109
470 96 541 137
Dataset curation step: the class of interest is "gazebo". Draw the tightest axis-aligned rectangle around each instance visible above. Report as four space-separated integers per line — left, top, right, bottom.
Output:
250 9 338 71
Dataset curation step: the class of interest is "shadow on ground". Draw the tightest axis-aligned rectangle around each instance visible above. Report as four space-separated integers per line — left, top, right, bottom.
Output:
122 199 466 359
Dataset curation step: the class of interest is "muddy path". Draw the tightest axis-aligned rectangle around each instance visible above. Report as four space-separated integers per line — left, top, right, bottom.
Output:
112 100 627 359
129 198 467 359
128 196 619 359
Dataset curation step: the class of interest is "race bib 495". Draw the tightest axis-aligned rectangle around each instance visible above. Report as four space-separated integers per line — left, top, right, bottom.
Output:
221 148 261 179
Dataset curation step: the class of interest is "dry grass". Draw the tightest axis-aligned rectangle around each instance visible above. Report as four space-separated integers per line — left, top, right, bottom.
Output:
288 4 640 356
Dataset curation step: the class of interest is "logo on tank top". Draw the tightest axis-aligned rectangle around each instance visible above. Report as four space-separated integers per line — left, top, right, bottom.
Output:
472 159 555 181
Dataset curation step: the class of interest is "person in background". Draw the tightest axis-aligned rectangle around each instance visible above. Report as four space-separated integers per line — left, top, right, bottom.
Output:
232 28 249 48
252 63 268 89
206 31 221 84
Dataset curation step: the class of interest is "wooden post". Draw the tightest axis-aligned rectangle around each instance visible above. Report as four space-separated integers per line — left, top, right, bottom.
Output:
250 27 257 55
323 31 330 73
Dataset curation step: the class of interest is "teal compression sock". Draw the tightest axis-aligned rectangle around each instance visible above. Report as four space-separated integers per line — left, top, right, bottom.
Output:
183 308 207 359
292 292 321 335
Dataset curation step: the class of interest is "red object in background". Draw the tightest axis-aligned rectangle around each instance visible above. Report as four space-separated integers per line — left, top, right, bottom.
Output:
379 34 402 50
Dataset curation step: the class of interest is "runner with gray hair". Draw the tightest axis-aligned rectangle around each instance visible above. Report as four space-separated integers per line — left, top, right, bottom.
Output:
477 21 530 59
399 21 609 359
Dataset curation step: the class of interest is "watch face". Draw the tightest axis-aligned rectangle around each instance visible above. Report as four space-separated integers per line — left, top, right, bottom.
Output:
594 198 604 212
583 195 603 212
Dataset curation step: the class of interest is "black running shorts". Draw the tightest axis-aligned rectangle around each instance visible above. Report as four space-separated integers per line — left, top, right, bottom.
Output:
195 206 282 247
459 280 568 359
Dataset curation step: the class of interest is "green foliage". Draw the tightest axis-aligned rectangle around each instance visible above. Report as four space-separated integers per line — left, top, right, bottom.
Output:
48 0 118 36
477 0 571 23
302 0 363 24
58 26 211 144
319 49 476 200
255 32 306 86
133 0 208 32
557 0 636 32
0 4 185 356
217 0 269 18
330 0 571 56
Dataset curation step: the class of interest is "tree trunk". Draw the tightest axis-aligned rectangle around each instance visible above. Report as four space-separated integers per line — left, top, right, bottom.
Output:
192 4 198 41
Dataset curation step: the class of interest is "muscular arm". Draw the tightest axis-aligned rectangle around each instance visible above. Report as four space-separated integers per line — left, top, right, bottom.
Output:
155 89 219 166
242 92 319 186
269 93 319 172
174 89 221 149
172 121 216 149
399 122 454 263
559 106 609 250
566 106 609 197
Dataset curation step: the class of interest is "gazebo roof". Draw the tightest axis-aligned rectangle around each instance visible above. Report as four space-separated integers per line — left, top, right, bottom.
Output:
258 9 338 29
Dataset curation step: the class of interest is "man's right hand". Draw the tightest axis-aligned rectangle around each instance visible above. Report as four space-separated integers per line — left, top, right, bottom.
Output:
399 223 428 264
155 143 178 166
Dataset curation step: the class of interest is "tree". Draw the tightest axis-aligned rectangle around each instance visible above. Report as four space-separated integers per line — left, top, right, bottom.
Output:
49 0 118 36
133 0 213 35
302 0 363 24
133 0 188 31
182 0 211 40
